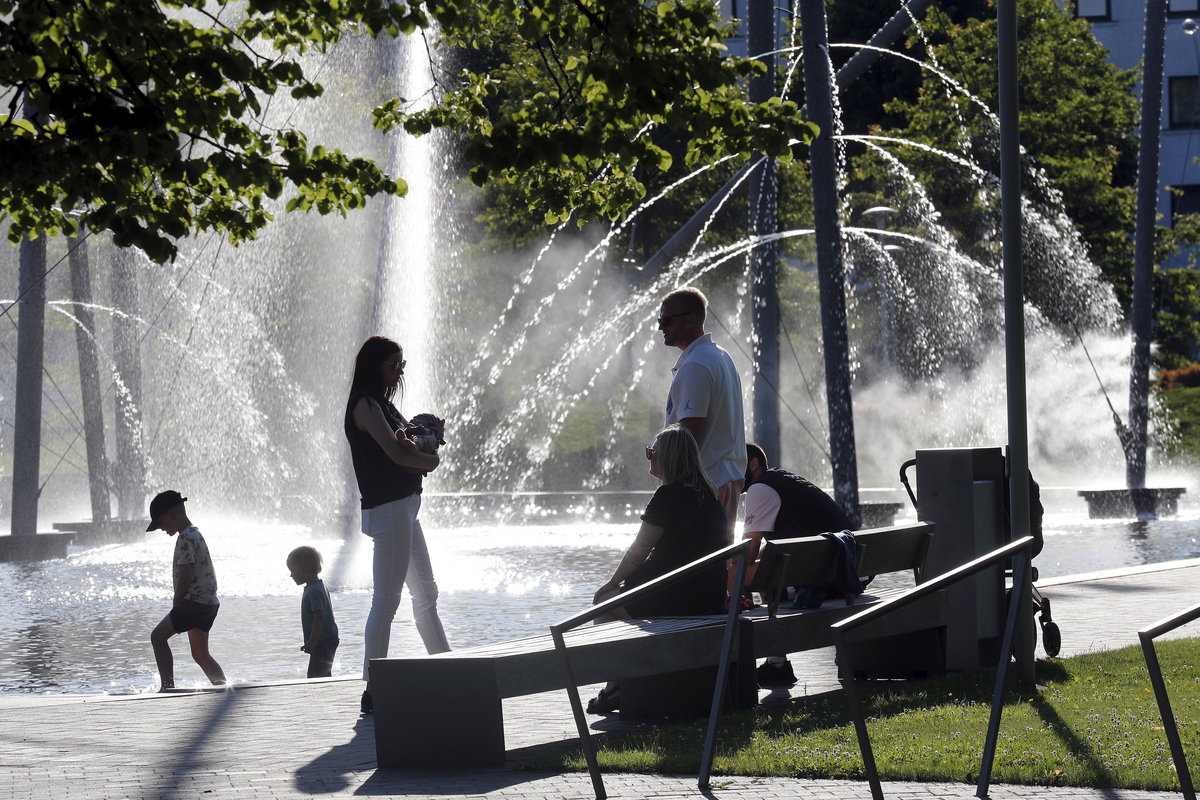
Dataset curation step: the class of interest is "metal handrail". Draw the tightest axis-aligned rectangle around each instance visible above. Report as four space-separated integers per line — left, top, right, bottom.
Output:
829 535 1035 800
1139 602 1200 800
550 538 751 800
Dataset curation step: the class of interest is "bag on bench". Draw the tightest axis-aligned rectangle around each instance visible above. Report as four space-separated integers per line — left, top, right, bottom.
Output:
792 531 864 608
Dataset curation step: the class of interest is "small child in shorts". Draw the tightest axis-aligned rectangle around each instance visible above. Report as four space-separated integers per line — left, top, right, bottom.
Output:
287 546 340 678
148 490 227 691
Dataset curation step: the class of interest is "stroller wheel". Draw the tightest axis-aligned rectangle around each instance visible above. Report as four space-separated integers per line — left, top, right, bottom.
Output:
1041 621 1061 657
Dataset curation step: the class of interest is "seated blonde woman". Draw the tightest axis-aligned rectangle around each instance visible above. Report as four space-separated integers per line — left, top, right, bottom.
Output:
587 424 728 713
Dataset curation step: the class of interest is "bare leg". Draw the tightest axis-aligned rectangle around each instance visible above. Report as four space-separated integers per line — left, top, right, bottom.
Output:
150 614 176 690
187 628 227 685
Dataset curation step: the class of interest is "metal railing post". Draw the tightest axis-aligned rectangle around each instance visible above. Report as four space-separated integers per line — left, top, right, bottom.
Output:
550 539 752 800
830 536 1035 800
1139 601 1200 800
977 551 1029 797
699 549 750 785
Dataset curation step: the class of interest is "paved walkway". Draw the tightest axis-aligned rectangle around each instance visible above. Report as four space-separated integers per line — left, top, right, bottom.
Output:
4 560 1200 800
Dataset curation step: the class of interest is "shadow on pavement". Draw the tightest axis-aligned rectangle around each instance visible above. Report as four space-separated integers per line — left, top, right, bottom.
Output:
294 715 377 793
156 688 239 800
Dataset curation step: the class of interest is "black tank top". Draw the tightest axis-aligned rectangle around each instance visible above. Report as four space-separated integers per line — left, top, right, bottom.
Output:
344 392 423 509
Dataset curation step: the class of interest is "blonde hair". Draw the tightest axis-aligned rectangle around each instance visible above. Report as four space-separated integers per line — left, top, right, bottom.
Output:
653 424 717 498
287 545 323 574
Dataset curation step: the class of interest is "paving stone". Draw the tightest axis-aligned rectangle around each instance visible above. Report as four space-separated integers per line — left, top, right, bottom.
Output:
3 561 1199 799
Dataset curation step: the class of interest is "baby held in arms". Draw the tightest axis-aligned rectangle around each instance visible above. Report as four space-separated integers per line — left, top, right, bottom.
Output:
398 412 446 454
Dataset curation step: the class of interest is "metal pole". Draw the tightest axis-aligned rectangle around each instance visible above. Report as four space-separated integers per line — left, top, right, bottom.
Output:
639 0 936 280
748 0 780 459
68 234 111 525
977 553 1029 796
997 0 1036 687
110 244 146 520
11 95 46 538
11 234 46 537
799 0 860 527
834 0 937 91
1129 0 1167 501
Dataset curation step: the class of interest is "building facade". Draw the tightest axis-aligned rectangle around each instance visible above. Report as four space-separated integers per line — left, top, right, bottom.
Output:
1079 0 1200 261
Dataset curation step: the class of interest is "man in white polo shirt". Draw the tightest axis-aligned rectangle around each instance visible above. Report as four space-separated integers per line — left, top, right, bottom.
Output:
658 286 747 542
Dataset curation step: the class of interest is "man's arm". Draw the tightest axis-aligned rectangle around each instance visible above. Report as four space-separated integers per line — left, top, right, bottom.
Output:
677 416 706 441
728 484 781 592
668 361 712 440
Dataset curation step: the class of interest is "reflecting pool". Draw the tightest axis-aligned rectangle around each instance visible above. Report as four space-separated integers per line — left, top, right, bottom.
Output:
1 500 1197 696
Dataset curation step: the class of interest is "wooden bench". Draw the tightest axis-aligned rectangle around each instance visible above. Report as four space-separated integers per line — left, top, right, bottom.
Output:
738 523 944 685
371 522 942 770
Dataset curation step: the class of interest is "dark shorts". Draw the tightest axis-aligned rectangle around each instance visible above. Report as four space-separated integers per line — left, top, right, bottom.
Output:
170 599 220 633
307 640 339 679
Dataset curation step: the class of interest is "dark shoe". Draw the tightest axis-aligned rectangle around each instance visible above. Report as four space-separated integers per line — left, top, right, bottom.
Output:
757 660 797 687
586 685 619 714
361 690 373 714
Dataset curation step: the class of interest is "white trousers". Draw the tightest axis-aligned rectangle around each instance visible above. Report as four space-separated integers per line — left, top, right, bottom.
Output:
361 494 450 681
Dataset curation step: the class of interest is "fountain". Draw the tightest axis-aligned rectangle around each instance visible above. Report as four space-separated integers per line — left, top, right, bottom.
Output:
0 4 1193 693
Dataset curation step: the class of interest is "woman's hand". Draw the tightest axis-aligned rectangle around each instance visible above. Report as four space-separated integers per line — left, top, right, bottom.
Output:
593 582 620 606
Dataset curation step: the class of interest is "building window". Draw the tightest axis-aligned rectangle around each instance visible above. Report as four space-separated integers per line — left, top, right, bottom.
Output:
1169 0 1200 17
1171 76 1200 128
1171 186 1200 223
1075 0 1110 20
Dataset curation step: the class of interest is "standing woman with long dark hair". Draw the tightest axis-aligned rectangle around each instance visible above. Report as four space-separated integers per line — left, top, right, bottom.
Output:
345 335 450 714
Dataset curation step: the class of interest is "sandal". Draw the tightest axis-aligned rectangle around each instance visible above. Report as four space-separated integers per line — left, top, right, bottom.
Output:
586 685 619 714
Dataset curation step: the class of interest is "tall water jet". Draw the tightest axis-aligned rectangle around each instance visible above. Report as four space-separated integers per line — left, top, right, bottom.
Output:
374 30 440 415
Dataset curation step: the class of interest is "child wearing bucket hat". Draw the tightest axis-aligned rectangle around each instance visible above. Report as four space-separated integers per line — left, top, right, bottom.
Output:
147 490 227 691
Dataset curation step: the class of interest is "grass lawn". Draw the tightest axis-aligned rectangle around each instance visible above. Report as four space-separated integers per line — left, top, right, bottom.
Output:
520 639 1200 791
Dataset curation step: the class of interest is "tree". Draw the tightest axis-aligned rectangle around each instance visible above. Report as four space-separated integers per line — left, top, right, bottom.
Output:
393 0 815 220
1 0 817 262
857 0 1140 308
0 0 422 261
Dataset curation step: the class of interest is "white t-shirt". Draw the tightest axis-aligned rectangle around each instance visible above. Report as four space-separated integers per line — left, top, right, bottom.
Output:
743 483 782 534
666 333 747 488
174 526 219 606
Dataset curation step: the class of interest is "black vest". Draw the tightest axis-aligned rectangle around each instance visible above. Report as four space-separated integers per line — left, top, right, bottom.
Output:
756 468 853 540
344 392 422 509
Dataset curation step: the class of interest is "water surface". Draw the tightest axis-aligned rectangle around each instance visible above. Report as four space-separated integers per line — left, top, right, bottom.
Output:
1 503 1197 696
